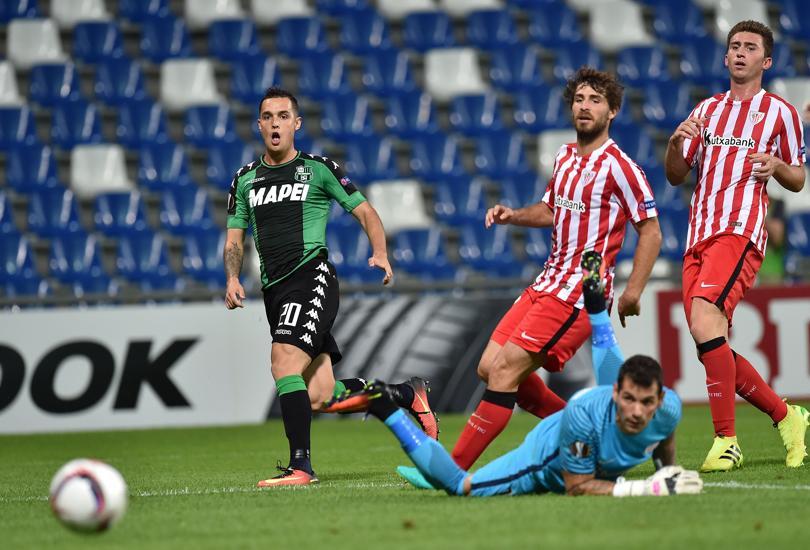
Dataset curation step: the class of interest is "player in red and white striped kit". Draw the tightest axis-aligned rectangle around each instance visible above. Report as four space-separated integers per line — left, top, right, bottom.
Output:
665 20 809 472
450 67 662 470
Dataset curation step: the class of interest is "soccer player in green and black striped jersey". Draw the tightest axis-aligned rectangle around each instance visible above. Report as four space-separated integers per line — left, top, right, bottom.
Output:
224 88 437 488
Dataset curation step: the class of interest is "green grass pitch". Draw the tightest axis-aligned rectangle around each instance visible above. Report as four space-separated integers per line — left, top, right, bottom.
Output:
2 403 809 549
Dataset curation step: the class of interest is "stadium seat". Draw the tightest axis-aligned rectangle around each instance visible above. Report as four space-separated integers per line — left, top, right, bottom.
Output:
537 128 576 179
249 0 312 26
432 177 487 224
403 12 455 52
230 54 281 106
140 16 193 63
50 0 109 29
551 43 604 83
498 175 548 209
474 131 531 177
204 139 257 190
361 50 417 96
138 142 194 190
615 221 639 264
276 17 329 58
770 78 810 114
611 127 658 170
589 0 653 53
71 144 133 197
616 46 670 87
0 192 16 234
116 99 169 149
527 3 582 47
4 272 51 299
376 0 438 20
489 44 546 92
641 81 694 130
651 0 708 44
52 100 102 150
714 0 768 42
448 93 504 136
392 227 456 281
409 133 466 180
297 53 352 99
182 228 226 288
764 43 798 81
383 91 439 138
159 187 215 234
424 48 488 101
160 59 222 111
513 87 568 132
778 0 810 42
184 0 244 31
118 0 170 22
524 227 552 264
27 189 83 237
317 0 372 14
0 232 37 283
6 143 61 193
339 10 393 53
73 21 124 64
29 63 81 107
94 58 147 105
326 225 380 284
680 37 728 84
208 19 262 62
183 104 238 147
0 106 37 148
458 223 523 278
71 273 120 298
93 192 149 236
320 94 374 140
0 61 23 106
465 9 519 50
366 180 432 234
49 232 106 284
786 212 810 279
1 0 40 23
7 18 65 69
657 208 689 262
440 0 503 17
116 232 174 287
345 135 400 180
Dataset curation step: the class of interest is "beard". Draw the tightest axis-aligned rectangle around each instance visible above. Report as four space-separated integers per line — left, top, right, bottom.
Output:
574 114 610 144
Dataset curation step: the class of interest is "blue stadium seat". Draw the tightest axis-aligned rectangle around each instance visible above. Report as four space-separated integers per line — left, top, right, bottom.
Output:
527 4 583 47
51 100 102 149
641 81 694 130
204 139 257 190
611 98 635 129
27 189 83 237
497 175 548 209
616 46 670 87
71 273 120 298
6 143 61 192
94 58 147 105
276 17 329 58
116 98 170 148
611 126 658 171
616 222 639 264
433 177 487 225
551 43 604 83
764 43 797 81
73 21 124 64
159 187 215 234
449 93 504 136
459 223 523 278
320 94 374 140
489 44 546 91
1 0 39 23
183 104 238 147
49 232 106 285
383 91 439 138
118 0 170 21
0 191 16 234
297 53 352 99
316 0 371 14
327 225 380 284
680 37 728 84
93 192 149 236
474 131 531 178
116 232 174 288
651 0 708 44
513 87 567 132
5 273 50 300
29 63 81 106
403 12 455 52
524 227 552 264
778 0 810 41
230 54 280 106
344 135 400 181
140 16 193 63
138 142 194 189
339 9 393 53
656 208 689 262
786 212 810 279
361 50 417 96
409 133 466 180
0 106 37 149
182 228 226 288
393 228 456 281
466 9 519 50
644 165 688 214
0 232 37 283
208 19 261 61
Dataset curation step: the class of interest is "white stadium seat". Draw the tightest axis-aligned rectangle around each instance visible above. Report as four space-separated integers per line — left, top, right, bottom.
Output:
438 0 503 18
590 0 654 53
184 0 245 31
50 0 110 29
376 0 437 20
366 180 432 234
7 19 66 70
70 145 135 197
691 0 726 8
250 0 312 26
537 129 577 180
715 0 770 41
0 61 23 106
769 77 810 114
565 0 611 12
160 59 223 111
424 48 488 101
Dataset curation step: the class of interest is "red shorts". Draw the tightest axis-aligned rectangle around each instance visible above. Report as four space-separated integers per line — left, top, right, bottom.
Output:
682 234 763 327
491 288 591 372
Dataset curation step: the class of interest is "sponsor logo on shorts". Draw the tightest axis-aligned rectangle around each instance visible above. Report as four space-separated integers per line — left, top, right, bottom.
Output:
300 334 313 345
700 282 719 288
315 274 328 286
306 309 320 321
520 331 540 343
309 297 323 310
316 262 330 274
313 285 325 298
274 329 292 335
303 321 317 333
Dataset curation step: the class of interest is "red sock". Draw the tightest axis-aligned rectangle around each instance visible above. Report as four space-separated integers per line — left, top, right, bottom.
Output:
517 373 566 418
451 390 516 470
697 337 736 437
733 350 788 423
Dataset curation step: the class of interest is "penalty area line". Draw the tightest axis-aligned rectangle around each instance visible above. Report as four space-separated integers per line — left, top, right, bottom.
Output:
705 481 810 491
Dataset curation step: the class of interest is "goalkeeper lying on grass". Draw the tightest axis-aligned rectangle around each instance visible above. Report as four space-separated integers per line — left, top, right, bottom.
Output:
325 251 703 497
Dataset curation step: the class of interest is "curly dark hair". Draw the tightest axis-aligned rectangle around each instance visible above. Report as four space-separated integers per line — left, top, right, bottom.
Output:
562 66 624 113
617 355 664 393
726 20 774 58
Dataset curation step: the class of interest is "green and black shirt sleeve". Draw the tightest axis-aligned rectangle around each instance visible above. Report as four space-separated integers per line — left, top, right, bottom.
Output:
308 155 366 213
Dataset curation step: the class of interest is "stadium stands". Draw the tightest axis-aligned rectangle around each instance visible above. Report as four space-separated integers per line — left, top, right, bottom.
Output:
0 61 23 106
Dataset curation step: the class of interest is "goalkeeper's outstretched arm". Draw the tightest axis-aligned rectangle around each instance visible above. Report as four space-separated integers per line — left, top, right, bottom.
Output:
562 464 702 497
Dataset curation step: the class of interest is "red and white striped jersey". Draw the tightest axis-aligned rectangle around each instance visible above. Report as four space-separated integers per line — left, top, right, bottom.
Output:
681 88 805 255
533 138 658 309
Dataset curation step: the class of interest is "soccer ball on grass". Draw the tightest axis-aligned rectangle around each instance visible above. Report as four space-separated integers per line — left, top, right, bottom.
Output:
49 459 128 532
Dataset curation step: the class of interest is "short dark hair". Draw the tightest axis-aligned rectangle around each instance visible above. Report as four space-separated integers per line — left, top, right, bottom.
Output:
562 66 624 113
617 355 663 393
258 87 299 116
726 20 774 58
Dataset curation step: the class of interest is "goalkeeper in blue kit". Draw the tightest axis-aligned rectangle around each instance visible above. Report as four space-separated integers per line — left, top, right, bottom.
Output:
326 251 703 497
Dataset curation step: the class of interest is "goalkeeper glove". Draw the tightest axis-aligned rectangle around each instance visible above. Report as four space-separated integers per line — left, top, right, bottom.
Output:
612 466 703 497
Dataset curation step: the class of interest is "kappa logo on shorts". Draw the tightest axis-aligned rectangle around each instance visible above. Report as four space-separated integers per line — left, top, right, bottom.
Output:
306 309 320 321
313 285 325 298
309 297 323 310
314 273 328 286
316 262 330 274
300 334 313 345
303 320 317 333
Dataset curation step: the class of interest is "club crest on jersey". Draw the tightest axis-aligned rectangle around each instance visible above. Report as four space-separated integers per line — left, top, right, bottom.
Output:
555 195 587 213
294 165 313 183
580 171 596 186
748 111 765 125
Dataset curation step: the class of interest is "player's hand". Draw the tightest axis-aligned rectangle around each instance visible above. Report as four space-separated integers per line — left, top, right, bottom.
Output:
617 290 641 327
613 468 703 496
747 152 784 181
369 254 393 285
669 116 704 147
485 204 514 228
225 278 245 309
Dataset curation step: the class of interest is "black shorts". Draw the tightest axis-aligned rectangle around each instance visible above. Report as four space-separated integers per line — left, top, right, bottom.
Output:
262 257 342 365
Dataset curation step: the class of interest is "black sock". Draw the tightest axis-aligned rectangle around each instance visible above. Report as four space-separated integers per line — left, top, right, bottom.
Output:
368 390 399 420
340 377 366 393
583 278 606 314
388 382 415 408
279 390 313 473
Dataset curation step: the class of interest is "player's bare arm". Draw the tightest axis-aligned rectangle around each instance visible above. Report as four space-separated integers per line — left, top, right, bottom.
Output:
563 470 615 496
618 217 662 327
352 201 393 285
224 228 246 309
484 202 553 228
652 432 677 468
747 152 805 192
665 117 703 185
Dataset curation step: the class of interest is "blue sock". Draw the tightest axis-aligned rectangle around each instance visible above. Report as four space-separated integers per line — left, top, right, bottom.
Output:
384 409 467 495
589 311 625 386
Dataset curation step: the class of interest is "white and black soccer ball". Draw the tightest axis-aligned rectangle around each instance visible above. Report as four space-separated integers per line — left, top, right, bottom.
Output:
49 459 128 532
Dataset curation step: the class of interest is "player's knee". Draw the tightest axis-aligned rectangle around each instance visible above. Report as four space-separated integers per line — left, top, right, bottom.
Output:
487 354 520 387
688 303 725 343
476 359 492 382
